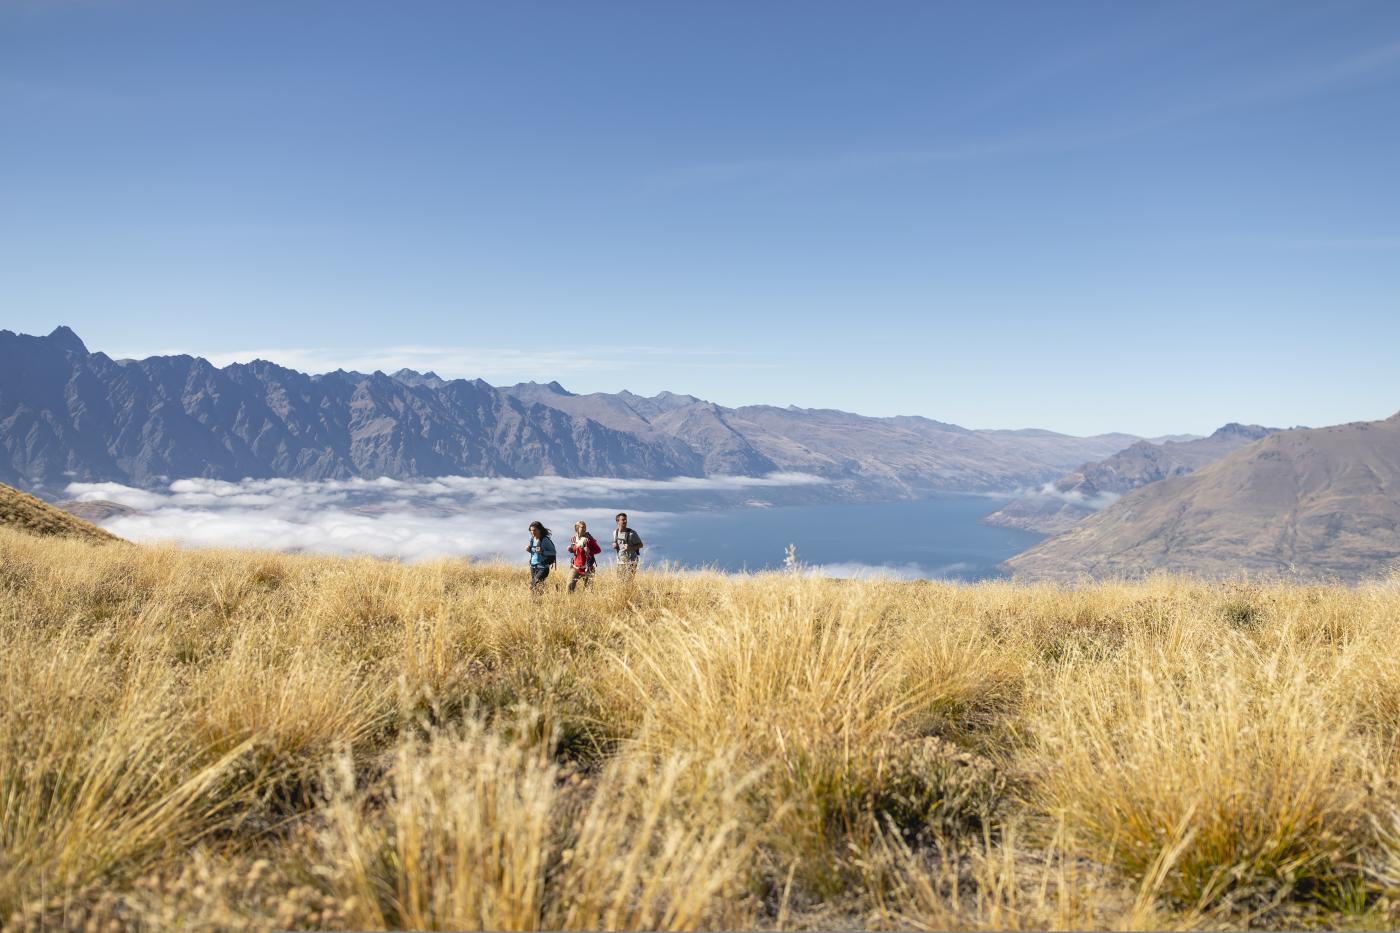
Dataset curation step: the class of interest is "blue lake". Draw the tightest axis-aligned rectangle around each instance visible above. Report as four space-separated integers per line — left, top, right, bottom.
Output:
638 496 1045 581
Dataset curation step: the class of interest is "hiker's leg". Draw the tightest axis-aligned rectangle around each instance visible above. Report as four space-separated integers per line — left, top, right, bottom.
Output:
568 571 580 593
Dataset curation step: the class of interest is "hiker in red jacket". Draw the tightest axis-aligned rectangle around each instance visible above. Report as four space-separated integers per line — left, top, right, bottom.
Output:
567 520 603 592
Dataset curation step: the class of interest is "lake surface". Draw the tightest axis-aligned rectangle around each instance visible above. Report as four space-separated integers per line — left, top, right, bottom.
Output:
641 496 1046 581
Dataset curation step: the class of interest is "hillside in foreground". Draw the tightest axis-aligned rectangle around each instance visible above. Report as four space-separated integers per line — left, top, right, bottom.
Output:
4 526 1400 930
0 480 120 544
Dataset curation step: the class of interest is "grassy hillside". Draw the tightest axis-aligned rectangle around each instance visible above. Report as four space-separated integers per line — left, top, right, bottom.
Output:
3 526 1400 930
0 481 120 544
1007 413 1400 583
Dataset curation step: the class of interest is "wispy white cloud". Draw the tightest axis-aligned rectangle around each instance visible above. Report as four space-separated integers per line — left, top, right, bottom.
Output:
645 136 1067 190
1210 234 1400 252
649 37 1400 190
65 473 827 563
1015 483 1120 511
1242 37 1400 102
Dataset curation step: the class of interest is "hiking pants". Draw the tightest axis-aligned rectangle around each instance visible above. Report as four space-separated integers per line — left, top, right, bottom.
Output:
530 564 550 593
568 568 593 592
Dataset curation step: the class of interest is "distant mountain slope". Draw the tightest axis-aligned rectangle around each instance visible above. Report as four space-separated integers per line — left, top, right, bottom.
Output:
1005 413 1400 582
503 385 1142 495
56 499 139 523
0 481 119 544
985 423 1280 534
3 326 1145 497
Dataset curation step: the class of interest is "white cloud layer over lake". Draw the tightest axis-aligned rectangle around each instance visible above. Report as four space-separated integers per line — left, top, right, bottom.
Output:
1023 482 1121 511
64 473 827 564
804 561 975 581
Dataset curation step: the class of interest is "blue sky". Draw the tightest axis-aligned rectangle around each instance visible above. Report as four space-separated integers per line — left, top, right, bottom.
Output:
2 0 1398 437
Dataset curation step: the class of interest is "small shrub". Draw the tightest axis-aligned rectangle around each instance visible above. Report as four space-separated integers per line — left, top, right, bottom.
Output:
870 736 1006 845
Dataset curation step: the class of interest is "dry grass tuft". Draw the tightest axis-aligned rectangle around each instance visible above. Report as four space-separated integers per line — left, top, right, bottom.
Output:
3 524 1400 929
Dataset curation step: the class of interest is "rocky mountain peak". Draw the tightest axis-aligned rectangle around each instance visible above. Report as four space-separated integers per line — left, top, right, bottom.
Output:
46 326 89 356
390 368 448 389
1210 422 1276 441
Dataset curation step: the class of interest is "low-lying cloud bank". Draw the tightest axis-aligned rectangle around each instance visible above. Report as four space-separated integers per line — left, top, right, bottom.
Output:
1023 483 1121 511
803 561 975 581
65 473 827 564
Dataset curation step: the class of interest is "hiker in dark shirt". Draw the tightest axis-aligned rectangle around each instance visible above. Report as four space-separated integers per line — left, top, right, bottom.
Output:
612 512 644 579
526 521 556 593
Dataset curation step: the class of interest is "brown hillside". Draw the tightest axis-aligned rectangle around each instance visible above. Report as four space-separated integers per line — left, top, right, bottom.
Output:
985 423 1279 535
0 482 120 544
1006 412 1400 582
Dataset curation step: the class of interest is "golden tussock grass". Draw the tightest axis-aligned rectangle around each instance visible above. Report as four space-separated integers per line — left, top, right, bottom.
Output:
3 525 1400 930
0 483 118 545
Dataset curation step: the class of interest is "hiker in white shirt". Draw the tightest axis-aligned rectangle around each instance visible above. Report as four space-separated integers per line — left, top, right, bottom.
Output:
612 512 644 579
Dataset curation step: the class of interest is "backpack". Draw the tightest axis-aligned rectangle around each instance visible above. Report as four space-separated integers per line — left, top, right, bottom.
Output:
573 533 600 571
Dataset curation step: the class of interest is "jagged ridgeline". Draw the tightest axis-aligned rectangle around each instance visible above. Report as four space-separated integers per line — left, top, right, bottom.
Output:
0 326 1141 496
0 481 119 544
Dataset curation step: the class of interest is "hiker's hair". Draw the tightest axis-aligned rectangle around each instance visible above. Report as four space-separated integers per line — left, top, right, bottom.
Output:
575 521 588 532
528 521 552 537
615 512 627 521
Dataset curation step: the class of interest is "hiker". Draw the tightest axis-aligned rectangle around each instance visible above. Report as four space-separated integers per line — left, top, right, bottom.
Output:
612 512 644 579
567 520 603 592
526 521 556 593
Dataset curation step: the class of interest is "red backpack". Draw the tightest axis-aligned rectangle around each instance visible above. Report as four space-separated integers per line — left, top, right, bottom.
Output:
571 533 601 571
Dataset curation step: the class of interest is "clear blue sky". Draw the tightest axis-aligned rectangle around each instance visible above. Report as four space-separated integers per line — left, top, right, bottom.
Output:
3 0 1398 437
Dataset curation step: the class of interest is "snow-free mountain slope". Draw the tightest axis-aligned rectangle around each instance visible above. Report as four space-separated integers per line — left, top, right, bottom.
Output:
1005 413 1400 582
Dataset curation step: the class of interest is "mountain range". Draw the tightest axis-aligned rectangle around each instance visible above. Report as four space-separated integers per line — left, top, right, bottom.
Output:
1 327 1141 497
1005 412 1400 582
983 423 1281 535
